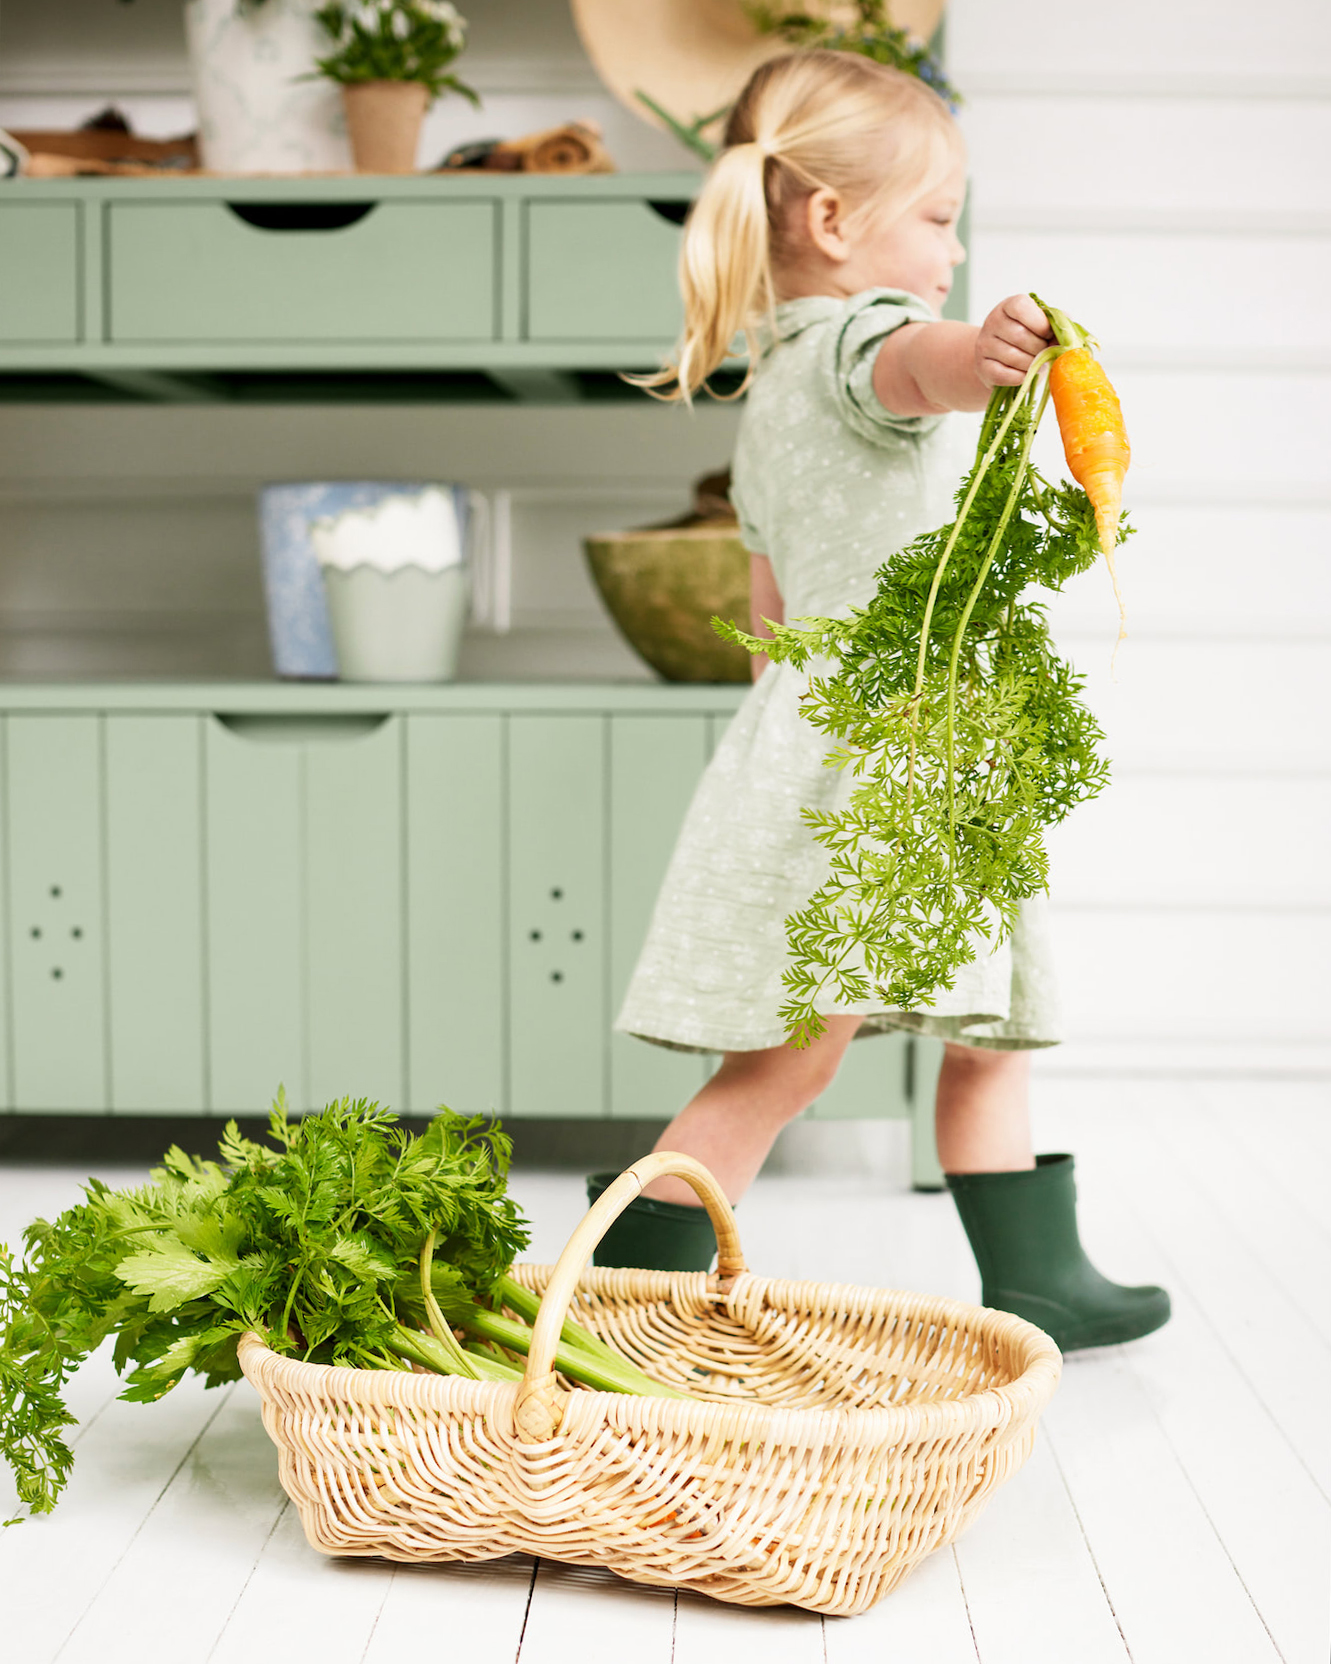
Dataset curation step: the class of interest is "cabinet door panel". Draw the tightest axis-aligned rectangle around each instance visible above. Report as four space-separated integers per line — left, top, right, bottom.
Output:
406 715 504 1118
204 718 304 1114
6 715 107 1110
508 716 606 1119
304 718 404 1110
105 716 206 1114
608 716 708 1119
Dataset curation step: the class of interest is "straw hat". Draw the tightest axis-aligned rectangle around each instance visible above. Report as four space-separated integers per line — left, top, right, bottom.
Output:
570 1 947 131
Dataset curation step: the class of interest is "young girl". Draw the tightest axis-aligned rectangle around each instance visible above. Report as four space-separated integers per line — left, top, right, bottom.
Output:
593 50 1169 1351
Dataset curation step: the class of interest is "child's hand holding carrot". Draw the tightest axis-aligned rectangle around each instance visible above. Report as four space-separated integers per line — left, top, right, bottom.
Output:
974 294 1054 387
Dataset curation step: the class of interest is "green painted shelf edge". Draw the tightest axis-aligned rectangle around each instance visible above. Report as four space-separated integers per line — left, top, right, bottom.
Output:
0 682 750 714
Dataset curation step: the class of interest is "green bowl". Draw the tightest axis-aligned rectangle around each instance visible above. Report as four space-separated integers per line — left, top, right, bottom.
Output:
584 525 752 684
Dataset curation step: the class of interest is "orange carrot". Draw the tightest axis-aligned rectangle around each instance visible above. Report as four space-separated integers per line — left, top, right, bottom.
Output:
1035 299 1132 650
1048 346 1130 562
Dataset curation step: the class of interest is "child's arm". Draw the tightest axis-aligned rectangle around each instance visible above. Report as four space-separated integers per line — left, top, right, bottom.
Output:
872 294 1054 419
748 553 784 682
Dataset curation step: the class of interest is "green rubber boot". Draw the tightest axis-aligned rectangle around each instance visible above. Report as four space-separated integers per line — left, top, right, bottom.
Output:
586 1172 718 1272
945 1153 1170 1351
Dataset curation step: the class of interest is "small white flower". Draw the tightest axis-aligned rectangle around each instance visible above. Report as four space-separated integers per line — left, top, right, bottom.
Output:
420 0 466 40
390 6 411 36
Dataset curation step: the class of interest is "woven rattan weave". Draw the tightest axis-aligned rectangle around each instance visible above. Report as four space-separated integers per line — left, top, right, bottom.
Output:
238 1152 1062 1615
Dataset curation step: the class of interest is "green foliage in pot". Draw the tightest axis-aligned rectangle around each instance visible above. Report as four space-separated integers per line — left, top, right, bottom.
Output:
746 1 959 107
312 0 479 101
639 1 958 162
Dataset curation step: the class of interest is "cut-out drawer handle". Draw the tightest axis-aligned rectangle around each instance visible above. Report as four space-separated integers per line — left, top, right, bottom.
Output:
214 713 392 743
226 202 378 233
645 199 692 226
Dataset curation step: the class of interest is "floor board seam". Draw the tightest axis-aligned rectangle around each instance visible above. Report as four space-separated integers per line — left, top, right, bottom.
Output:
1107 1184 1331 1506
49 1380 238 1663
204 1495 291 1663
950 1544 983 1664
513 1555 539 1661
1118 1346 1290 1662
1041 1419 1136 1663
356 1564 397 1664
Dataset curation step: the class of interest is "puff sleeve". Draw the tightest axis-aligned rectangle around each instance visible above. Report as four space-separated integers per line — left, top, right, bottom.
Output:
826 288 945 445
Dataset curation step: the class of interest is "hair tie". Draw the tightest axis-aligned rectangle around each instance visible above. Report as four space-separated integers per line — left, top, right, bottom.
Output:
747 137 778 160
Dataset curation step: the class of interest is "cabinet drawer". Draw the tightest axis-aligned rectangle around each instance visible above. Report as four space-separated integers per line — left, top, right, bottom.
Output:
0 203 80 343
107 199 497 343
525 200 688 341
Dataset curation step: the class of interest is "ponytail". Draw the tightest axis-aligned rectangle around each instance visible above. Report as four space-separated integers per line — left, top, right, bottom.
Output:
636 50 962 404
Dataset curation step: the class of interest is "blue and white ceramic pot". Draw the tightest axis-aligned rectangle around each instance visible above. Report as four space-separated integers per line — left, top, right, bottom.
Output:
259 481 435 678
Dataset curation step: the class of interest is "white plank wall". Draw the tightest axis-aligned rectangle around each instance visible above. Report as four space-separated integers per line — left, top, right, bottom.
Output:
951 0 1331 1076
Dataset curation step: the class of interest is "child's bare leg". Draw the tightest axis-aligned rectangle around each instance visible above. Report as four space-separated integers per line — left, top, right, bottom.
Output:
642 1015 864 1205
934 1042 1035 1174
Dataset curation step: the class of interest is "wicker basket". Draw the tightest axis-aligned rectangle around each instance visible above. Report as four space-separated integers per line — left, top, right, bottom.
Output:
238 1152 1061 1616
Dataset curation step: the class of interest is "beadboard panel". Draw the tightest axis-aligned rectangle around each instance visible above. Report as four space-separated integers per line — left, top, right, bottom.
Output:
1044 776 1331 909
1037 506 1331 640
950 1 1331 82
960 98 1331 216
1060 638 1328 772
968 232 1331 355
1048 910 1327 1043
1026 370 1331 494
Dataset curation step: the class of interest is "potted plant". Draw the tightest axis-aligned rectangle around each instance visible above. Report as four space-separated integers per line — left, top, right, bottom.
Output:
311 1 478 174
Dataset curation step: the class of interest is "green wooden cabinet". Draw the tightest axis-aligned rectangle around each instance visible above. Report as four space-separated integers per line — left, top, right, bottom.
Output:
405 714 505 1117
0 203 80 344
204 713 404 1113
0 686 925 1134
105 715 206 1114
508 715 607 1118
5 716 107 1110
608 716 710 1118
524 200 687 342
0 176 705 388
107 200 497 344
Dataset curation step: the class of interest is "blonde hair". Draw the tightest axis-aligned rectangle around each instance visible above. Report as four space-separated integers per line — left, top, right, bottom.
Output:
640 50 963 402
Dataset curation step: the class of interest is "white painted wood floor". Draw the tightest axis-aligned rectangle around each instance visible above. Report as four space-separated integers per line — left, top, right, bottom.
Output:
0 1079 1327 1664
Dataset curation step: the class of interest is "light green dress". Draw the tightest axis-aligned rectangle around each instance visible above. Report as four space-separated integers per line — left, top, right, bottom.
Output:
617 288 1062 1054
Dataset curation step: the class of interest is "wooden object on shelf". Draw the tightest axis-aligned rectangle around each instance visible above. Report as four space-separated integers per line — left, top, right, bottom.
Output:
440 120 616 175
585 525 751 682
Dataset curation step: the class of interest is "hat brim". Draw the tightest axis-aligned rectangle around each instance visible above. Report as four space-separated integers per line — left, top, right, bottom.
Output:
570 0 948 133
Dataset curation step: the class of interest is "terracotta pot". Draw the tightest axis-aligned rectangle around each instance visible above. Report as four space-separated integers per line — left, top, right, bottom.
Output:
584 524 752 683
342 80 431 174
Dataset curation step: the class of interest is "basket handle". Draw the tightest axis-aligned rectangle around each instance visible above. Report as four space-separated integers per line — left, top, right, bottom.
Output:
511 1151 746 1441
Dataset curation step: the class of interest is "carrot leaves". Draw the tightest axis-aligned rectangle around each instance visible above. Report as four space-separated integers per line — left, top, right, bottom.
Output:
720 356 1129 1045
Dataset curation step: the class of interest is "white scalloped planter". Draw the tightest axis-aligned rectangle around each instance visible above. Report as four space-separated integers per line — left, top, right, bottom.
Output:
185 0 351 174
